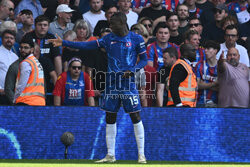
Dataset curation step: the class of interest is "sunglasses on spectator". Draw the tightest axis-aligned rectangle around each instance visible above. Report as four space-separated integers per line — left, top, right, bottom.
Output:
71 66 81 70
189 23 201 27
213 9 222 14
143 24 152 28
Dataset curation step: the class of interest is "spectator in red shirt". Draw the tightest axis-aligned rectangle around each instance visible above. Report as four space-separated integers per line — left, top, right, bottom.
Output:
53 57 95 106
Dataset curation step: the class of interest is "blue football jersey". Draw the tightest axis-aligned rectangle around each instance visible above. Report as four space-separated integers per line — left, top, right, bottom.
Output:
62 31 147 91
97 31 147 73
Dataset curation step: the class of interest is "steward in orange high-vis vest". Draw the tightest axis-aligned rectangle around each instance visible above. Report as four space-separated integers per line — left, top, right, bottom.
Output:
167 59 197 107
167 44 198 107
15 54 45 106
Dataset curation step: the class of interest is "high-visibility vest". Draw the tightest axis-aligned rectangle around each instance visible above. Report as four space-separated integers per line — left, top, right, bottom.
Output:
16 55 45 106
167 59 197 107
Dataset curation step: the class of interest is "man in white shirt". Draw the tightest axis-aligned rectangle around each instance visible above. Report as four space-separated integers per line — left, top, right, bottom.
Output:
216 24 249 67
0 30 18 104
118 0 138 29
82 0 106 34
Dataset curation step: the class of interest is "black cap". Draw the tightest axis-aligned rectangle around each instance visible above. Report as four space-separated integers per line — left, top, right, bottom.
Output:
214 4 228 13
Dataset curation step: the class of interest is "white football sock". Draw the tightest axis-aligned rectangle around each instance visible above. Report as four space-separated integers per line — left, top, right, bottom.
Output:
106 123 117 156
133 121 145 155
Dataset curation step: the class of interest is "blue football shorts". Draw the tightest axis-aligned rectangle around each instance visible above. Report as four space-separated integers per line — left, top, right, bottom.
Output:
100 85 142 113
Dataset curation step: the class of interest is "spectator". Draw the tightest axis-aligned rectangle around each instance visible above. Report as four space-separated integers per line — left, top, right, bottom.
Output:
82 0 106 34
0 0 15 25
195 40 220 107
188 17 206 46
44 0 83 23
166 12 183 46
184 29 205 67
156 47 178 107
14 0 43 20
167 43 198 107
16 9 34 43
138 17 153 39
53 57 95 106
14 37 46 106
118 0 138 29
221 15 238 30
49 4 75 39
147 22 179 71
93 4 118 37
73 19 98 76
34 43 57 105
4 42 28 104
0 21 19 55
203 3 228 43
220 15 247 47
227 0 249 24
217 47 249 108
199 0 224 28
23 15 62 76
139 0 171 22
184 0 203 18
0 30 18 105
216 24 249 67
131 23 149 43
176 4 190 38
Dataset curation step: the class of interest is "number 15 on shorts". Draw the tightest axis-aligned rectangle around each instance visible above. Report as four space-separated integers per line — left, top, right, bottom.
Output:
129 95 139 106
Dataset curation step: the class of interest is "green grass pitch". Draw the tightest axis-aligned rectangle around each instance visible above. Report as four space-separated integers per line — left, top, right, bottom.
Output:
0 160 249 167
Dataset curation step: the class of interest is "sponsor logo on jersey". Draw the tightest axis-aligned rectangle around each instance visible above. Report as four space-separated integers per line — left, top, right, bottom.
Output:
66 82 73 85
111 41 117 45
126 42 132 47
41 48 50 54
79 81 85 87
158 57 163 63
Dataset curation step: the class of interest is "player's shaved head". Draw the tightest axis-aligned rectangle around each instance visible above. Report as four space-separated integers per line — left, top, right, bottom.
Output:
180 43 196 62
110 12 128 37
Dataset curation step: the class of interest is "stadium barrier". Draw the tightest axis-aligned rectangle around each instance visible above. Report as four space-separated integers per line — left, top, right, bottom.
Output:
0 106 249 162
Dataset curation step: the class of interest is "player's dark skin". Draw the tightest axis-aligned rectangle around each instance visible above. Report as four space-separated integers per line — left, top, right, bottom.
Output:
109 13 133 79
49 12 143 124
105 13 142 124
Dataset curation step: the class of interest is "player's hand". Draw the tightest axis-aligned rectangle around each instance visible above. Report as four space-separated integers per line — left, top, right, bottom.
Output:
48 34 63 47
122 70 133 78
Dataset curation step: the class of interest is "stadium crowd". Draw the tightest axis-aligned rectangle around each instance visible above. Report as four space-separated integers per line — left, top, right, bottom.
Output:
0 0 249 108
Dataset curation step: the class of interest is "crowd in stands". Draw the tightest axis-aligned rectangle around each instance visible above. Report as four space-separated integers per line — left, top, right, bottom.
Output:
0 0 249 108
